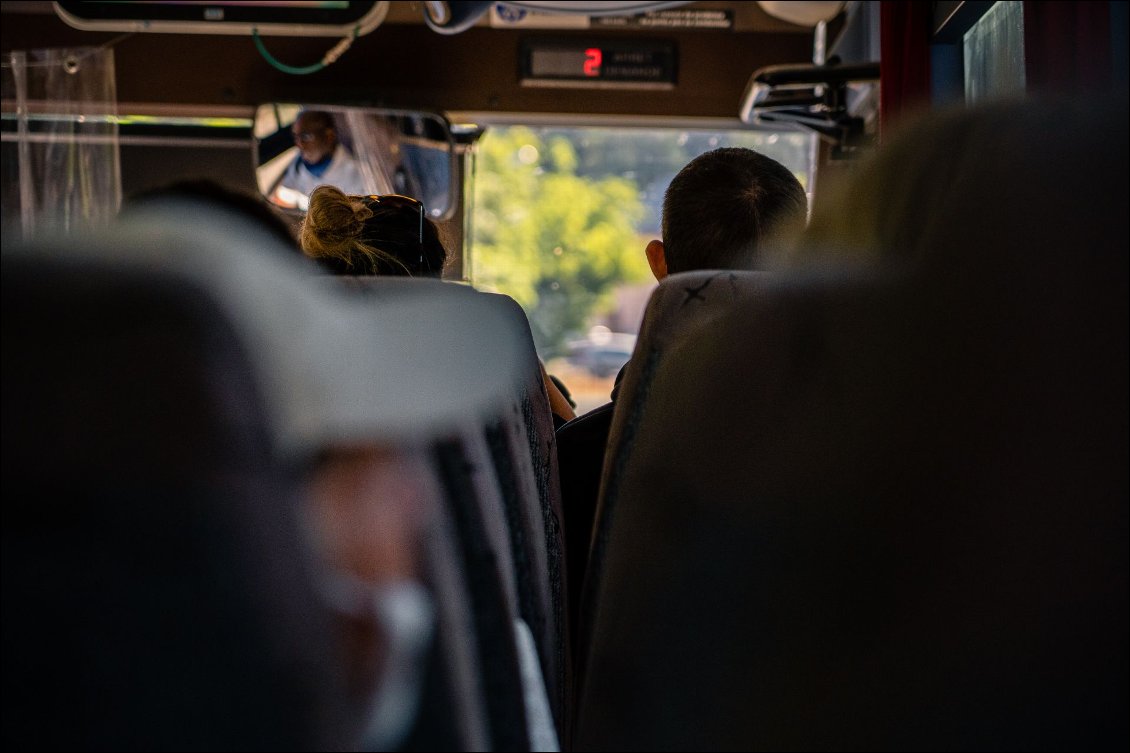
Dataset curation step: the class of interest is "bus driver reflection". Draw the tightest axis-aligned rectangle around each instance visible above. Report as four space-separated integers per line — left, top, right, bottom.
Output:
279 110 366 201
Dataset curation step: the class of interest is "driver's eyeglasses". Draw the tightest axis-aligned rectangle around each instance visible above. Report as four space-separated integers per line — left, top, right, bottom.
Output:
293 130 323 143
360 194 425 246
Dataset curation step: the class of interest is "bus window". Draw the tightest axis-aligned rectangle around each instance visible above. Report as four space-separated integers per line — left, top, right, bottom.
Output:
468 124 813 412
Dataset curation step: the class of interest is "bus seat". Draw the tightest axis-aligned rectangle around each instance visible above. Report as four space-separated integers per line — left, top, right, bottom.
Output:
405 444 495 752
1 202 529 751
431 427 539 751
1 255 351 751
482 292 569 741
577 270 770 661
328 275 569 746
575 94 1128 750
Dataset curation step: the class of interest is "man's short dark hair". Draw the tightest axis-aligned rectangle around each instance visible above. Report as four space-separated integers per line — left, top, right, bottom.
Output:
661 147 807 273
298 110 335 131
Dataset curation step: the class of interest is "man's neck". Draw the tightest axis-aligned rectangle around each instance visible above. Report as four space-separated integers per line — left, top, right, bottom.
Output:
301 149 335 176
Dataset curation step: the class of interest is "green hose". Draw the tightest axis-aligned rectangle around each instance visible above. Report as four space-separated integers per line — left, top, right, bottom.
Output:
252 26 359 75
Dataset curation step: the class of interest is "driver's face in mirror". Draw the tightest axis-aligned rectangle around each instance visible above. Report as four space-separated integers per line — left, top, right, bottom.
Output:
292 111 337 164
258 104 456 221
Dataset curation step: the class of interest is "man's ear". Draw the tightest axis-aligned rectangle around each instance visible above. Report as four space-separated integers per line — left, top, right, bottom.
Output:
645 239 668 281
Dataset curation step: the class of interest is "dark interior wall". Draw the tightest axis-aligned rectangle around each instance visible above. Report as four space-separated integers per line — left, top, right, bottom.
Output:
119 145 256 197
1 10 813 119
3 4 813 268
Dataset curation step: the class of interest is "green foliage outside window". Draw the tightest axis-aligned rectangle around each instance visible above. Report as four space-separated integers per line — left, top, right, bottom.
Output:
469 125 811 354
470 126 650 353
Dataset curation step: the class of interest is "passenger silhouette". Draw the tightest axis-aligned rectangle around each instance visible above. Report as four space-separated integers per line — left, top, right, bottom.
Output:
279 110 366 200
300 185 447 277
555 147 808 639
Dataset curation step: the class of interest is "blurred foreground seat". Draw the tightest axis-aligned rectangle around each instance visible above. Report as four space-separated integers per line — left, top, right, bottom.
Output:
1 201 525 751
333 276 567 751
576 94 1128 750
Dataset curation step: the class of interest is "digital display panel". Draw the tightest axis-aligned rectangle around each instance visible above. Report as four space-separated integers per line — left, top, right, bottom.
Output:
521 39 676 89
530 48 605 79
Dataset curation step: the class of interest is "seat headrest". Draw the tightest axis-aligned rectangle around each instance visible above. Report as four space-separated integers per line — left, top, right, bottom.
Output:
2 198 526 458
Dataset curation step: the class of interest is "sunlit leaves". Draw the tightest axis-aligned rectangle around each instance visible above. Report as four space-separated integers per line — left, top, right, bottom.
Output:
471 128 649 351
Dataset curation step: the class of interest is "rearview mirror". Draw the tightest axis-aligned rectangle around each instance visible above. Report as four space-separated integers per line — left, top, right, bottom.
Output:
253 104 458 220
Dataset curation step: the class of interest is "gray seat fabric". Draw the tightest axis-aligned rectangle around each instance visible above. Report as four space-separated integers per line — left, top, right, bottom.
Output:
422 421 561 753
579 271 770 661
333 277 569 746
1 203 529 751
1 257 350 751
405 450 494 753
483 292 568 740
430 428 533 751
575 95 1128 750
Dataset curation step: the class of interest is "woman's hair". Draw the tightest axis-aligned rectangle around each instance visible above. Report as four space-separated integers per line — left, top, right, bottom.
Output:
300 185 448 277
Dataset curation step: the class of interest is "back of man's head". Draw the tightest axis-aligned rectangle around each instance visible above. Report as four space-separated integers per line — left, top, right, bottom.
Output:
298 110 335 132
661 147 807 274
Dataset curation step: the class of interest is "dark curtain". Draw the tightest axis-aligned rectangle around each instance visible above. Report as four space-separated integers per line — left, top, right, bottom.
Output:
879 1 932 136
1024 1 1113 92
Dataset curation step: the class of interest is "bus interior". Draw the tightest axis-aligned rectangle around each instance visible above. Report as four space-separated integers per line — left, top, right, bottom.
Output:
2 1 1127 750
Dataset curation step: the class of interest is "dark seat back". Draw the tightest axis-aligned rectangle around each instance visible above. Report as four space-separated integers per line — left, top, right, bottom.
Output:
2 205 530 751
575 94 1129 750
1 257 348 751
330 276 567 747
481 292 568 739
579 271 769 657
